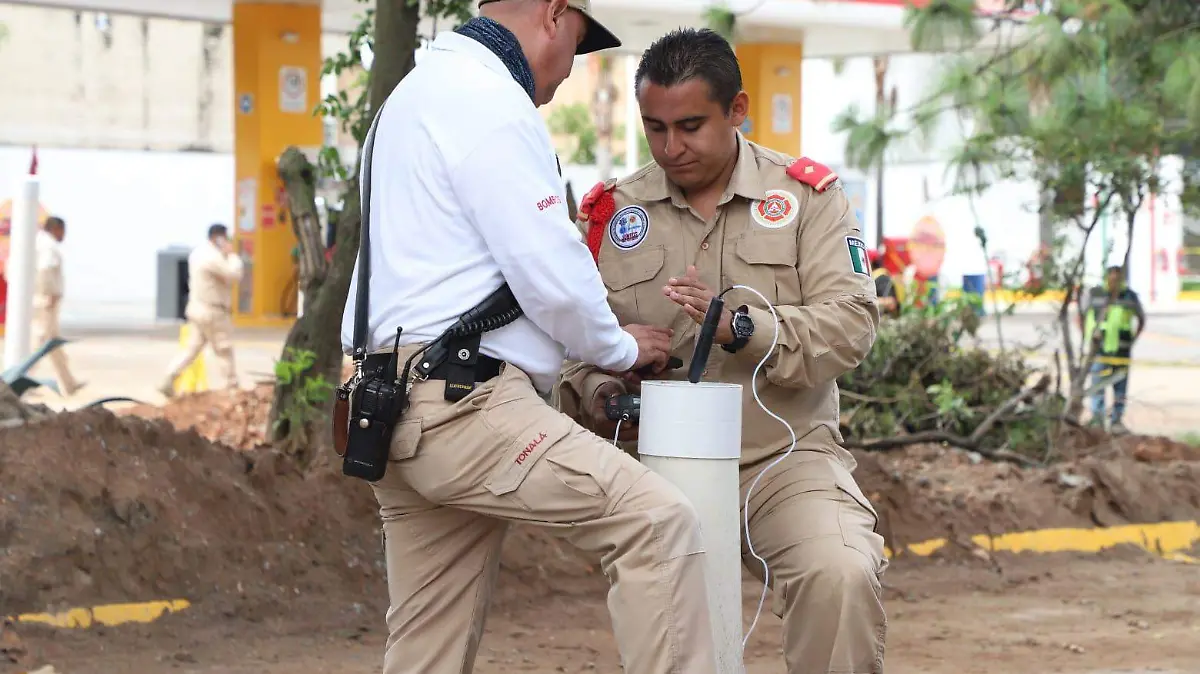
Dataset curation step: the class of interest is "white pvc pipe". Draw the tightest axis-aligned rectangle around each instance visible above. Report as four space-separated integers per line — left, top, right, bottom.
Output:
638 380 745 674
4 177 39 371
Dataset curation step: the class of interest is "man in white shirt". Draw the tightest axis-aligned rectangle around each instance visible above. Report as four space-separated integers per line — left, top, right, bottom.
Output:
159 224 244 397
33 216 84 395
340 1 717 672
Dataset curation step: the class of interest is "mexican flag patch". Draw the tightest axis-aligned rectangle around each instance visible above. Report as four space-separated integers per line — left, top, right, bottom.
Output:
846 236 871 276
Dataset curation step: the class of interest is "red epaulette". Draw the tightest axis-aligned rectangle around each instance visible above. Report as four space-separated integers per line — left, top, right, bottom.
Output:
578 181 617 264
786 157 839 192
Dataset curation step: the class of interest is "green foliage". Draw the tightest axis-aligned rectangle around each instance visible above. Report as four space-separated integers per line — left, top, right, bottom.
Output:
838 0 1200 413
547 103 652 167
273 348 334 433
704 5 737 41
838 312 1058 457
839 0 1200 218
548 103 598 164
314 0 474 180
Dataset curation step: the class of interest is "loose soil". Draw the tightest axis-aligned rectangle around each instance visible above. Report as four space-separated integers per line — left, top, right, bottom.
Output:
2 389 1198 674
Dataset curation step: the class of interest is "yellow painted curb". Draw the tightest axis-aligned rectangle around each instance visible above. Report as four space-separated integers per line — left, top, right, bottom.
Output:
9 523 1197 630
886 520 1200 562
11 599 190 629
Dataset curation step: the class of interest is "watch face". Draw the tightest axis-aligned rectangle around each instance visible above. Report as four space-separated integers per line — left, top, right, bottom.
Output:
733 313 754 337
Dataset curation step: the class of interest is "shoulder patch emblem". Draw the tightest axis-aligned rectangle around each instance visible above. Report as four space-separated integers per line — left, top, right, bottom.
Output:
846 236 871 276
609 205 650 250
580 181 617 263
751 189 799 229
786 157 839 192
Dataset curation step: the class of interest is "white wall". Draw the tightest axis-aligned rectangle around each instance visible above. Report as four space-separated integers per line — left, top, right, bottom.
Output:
0 145 234 327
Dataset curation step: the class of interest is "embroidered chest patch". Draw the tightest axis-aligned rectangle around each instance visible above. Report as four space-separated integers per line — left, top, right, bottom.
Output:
750 189 799 228
609 205 650 250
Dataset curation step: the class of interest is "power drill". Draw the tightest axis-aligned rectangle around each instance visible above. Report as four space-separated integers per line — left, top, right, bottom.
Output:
604 357 683 423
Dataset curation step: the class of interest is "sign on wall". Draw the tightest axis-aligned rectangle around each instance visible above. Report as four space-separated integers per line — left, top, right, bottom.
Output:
279 66 308 114
771 94 793 134
236 178 257 233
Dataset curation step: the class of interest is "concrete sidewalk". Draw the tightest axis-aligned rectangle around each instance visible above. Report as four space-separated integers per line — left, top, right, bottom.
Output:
3 327 290 411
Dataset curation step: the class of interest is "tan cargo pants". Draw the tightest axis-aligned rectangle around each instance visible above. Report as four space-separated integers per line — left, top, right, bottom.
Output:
740 452 888 674
370 363 718 674
32 301 83 394
160 311 238 392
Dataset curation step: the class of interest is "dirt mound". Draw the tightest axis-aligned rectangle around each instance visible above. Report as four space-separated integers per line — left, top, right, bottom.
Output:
856 446 1200 555
0 409 384 615
4 383 1198 620
0 408 606 617
122 384 274 451
1062 430 1200 463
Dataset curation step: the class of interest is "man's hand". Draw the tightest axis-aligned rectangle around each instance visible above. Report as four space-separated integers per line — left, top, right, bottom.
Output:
217 236 234 256
664 266 734 344
625 324 673 372
590 381 639 442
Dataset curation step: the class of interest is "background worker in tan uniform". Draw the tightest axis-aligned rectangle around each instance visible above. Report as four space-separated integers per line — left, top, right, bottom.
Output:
33 216 84 395
339 2 718 673
558 28 888 674
159 224 243 397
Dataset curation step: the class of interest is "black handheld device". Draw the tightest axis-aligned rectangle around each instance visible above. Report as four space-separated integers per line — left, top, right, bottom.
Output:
603 356 684 423
604 394 641 423
687 296 726 383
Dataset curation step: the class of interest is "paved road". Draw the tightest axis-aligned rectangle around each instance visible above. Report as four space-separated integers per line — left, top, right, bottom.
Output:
973 311 1200 367
963 309 1198 436
3 325 288 411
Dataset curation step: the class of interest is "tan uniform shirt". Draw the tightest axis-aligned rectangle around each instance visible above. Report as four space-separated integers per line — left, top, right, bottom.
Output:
33 230 64 310
557 133 879 470
185 241 244 322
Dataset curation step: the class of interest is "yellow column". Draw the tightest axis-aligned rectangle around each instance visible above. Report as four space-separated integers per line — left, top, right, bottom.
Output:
231 1 323 327
735 43 804 156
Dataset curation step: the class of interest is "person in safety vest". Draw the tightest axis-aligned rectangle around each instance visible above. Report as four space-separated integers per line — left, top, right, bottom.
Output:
1079 265 1146 434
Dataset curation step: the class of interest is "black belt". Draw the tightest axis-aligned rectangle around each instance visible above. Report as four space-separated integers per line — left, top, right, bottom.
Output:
363 351 504 383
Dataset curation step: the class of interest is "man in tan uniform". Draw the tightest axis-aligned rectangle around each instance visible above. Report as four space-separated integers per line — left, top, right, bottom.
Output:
159 223 243 397
558 28 888 674
340 3 718 673
33 216 84 395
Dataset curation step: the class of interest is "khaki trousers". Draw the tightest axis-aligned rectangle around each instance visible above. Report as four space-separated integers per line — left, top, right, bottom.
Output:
32 302 81 392
162 312 237 390
741 453 888 674
371 364 718 674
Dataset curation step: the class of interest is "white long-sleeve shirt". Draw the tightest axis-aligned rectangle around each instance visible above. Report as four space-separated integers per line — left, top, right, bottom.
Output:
339 32 637 393
185 240 245 320
34 230 64 306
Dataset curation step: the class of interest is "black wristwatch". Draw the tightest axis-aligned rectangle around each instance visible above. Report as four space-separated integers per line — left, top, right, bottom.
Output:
722 305 754 354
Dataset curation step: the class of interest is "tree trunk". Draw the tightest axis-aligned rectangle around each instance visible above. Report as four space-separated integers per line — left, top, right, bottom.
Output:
267 0 421 468
278 147 326 317
592 54 616 180
872 56 889 247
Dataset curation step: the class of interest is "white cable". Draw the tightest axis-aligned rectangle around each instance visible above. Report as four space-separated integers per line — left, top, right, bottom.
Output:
612 415 624 445
725 284 793 652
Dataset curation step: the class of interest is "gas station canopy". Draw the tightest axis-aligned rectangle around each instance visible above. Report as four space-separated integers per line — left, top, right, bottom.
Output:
5 0 915 57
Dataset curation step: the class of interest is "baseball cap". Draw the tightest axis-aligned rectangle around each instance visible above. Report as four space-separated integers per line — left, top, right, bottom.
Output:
478 0 622 55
